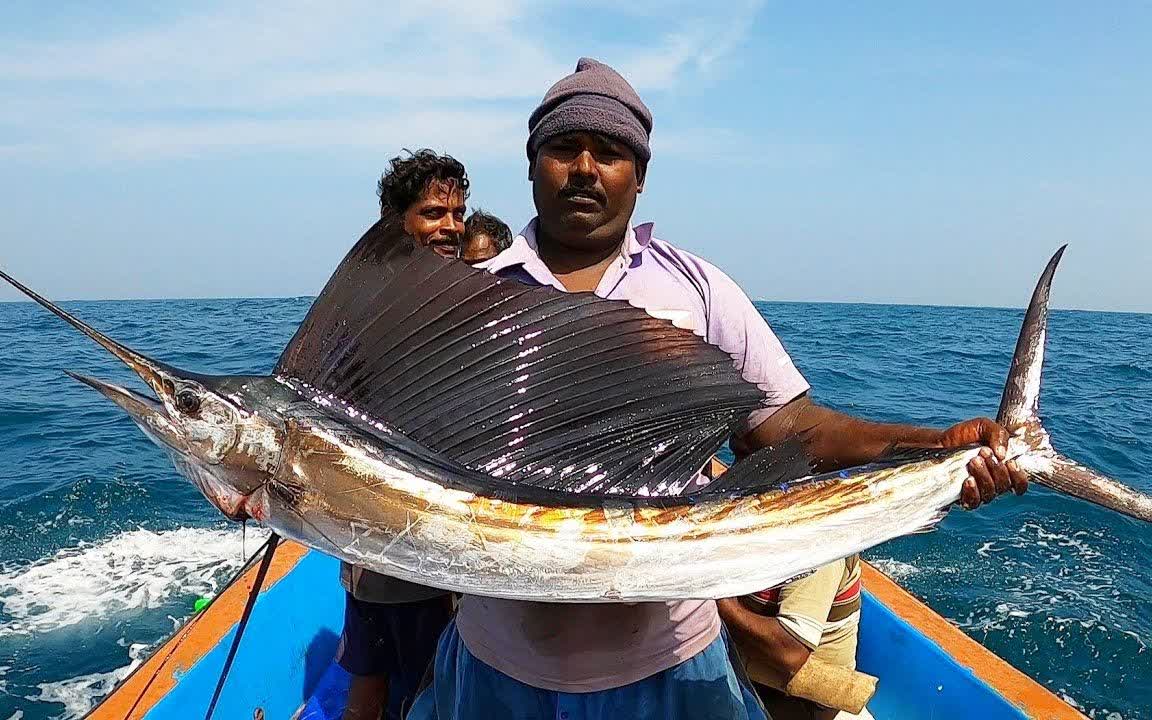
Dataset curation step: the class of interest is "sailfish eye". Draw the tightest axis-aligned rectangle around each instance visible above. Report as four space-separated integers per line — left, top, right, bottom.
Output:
175 389 202 415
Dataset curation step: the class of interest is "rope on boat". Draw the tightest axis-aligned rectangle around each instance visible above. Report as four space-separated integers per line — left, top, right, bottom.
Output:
203 532 281 720
106 531 280 720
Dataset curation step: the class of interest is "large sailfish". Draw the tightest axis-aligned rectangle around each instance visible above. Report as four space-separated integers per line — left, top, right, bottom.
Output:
2 222 1149 602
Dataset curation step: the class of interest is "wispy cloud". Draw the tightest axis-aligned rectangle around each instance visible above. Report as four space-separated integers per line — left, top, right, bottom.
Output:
0 1 765 162
1 111 524 161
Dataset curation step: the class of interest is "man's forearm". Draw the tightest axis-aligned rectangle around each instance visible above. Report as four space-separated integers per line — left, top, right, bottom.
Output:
740 395 944 472
716 598 811 687
799 405 943 471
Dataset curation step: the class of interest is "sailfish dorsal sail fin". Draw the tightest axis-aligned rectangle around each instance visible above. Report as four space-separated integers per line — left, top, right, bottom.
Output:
275 220 769 497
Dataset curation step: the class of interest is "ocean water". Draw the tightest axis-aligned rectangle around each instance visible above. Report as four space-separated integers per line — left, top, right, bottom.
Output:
0 297 1148 719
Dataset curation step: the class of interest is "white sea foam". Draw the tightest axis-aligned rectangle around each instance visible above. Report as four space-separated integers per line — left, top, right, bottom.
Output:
959 521 1141 637
0 526 267 638
866 557 920 580
1061 692 1128 720
26 642 148 719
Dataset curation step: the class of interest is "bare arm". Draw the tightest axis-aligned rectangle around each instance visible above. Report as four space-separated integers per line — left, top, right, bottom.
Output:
733 394 1028 508
716 597 810 688
732 395 942 471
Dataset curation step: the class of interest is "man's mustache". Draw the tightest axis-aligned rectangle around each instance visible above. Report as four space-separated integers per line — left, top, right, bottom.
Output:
559 185 606 204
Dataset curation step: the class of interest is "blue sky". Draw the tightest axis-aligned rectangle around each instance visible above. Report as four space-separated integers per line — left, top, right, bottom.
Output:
0 1 1148 311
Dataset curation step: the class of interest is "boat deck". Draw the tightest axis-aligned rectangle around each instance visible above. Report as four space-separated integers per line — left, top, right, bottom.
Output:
90 542 1085 720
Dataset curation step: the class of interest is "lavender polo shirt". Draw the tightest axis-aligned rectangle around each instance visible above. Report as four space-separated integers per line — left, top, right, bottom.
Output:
455 219 810 693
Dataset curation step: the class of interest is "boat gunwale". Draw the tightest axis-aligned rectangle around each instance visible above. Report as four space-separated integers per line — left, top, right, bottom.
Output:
88 537 1084 720
85 540 310 720
859 563 1084 719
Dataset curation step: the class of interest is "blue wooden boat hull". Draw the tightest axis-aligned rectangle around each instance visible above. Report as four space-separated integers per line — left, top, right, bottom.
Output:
90 544 1083 720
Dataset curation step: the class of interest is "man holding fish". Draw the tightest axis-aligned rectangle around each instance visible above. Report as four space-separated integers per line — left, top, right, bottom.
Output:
6 50 1150 720
408 58 1027 720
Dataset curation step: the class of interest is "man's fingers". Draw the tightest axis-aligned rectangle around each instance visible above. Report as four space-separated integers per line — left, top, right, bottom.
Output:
961 479 981 509
982 421 1009 460
1007 460 1029 495
968 453 997 503
986 453 1012 495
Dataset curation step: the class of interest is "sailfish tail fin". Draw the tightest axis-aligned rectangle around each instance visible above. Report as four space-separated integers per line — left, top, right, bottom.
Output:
996 246 1065 431
1046 458 1152 523
996 246 1152 523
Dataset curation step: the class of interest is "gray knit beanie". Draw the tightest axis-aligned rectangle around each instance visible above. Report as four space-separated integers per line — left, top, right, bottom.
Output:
527 57 653 165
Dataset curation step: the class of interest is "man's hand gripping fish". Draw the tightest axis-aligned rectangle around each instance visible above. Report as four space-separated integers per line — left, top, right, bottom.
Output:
2 222 1149 602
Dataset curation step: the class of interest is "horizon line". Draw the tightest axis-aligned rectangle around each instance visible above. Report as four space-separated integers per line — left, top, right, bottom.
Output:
0 294 1148 317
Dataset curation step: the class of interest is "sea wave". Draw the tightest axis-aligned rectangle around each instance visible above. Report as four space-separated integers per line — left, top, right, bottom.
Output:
891 515 1149 718
865 557 921 581
0 526 265 638
25 641 149 720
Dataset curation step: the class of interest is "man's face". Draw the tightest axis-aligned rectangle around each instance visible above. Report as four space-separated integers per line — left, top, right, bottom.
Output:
403 181 467 258
460 232 501 265
531 132 643 253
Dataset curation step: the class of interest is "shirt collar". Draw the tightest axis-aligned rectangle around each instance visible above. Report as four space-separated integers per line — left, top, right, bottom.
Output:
483 218 655 282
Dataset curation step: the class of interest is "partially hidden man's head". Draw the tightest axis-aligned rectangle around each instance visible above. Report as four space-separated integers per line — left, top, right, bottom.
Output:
527 58 651 254
378 150 470 258
462 210 513 265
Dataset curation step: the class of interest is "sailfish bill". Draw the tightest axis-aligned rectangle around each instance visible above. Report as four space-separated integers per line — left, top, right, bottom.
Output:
2 221 1148 604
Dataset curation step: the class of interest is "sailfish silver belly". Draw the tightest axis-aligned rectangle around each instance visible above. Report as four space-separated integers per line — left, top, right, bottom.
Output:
257 408 978 601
